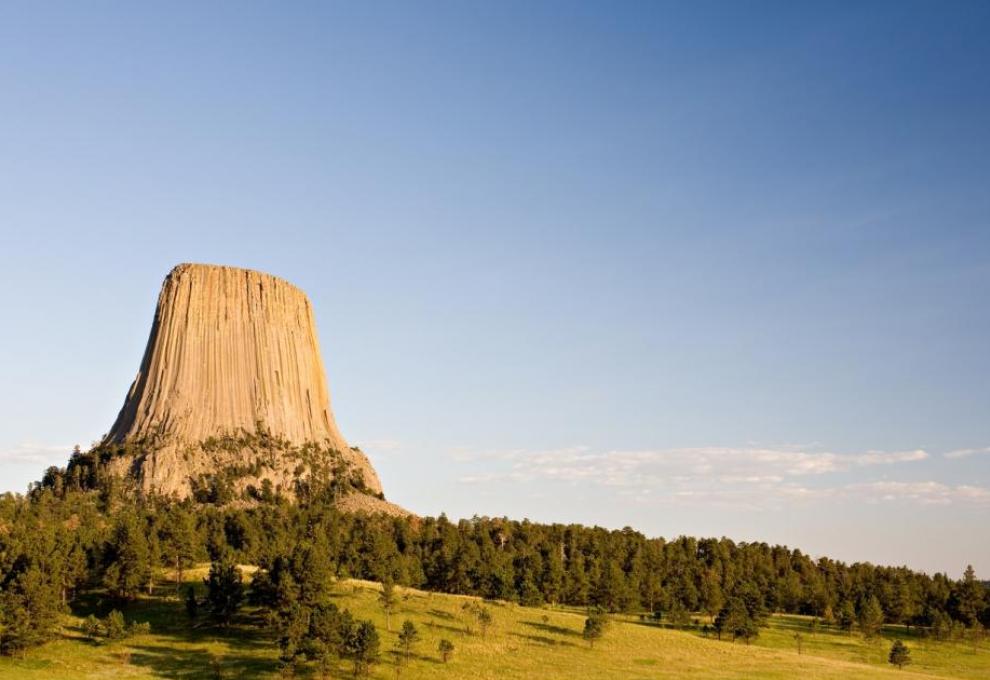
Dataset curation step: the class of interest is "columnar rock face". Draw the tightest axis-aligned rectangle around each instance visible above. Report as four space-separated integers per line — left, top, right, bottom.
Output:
105 263 384 500
109 263 350 451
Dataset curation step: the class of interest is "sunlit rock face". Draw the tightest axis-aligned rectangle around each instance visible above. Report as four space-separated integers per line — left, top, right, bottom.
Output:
103 263 383 500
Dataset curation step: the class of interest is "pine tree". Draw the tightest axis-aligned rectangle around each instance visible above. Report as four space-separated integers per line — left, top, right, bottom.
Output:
105 610 127 640
185 586 199 620
582 610 607 648
293 535 334 607
0 565 62 655
859 595 885 640
592 561 630 613
378 577 397 632
477 606 493 638
205 554 244 626
306 602 350 675
700 569 724 621
396 619 420 663
540 544 566 606
346 620 380 677
950 565 985 628
82 614 102 640
102 513 152 601
714 597 757 643
838 599 857 633
889 639 911 669
162 507 200 591
564 549 591 605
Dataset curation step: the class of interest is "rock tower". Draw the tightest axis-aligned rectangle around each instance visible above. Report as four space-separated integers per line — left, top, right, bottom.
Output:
103 263 384 501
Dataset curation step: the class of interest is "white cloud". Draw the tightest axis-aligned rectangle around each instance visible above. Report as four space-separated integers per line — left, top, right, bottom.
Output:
847 481 990 506
635 480 990 509
945 447 990 460
456 445 929 488
359 439 404 454
451 444 989 510
0 443 74 464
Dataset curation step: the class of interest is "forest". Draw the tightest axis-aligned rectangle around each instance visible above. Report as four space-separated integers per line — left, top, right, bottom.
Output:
1 456 987 663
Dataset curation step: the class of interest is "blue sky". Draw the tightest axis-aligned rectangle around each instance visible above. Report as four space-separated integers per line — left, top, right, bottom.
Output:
1 1 988 576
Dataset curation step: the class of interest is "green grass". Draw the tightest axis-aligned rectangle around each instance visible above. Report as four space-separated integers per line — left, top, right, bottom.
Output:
613 611 989 680
1 568 986 679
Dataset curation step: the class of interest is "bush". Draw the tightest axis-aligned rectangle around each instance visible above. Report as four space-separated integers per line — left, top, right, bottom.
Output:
82 614 103 639
889 640 911 669
87 611 150 643
105 610 128 640
583 610 608 648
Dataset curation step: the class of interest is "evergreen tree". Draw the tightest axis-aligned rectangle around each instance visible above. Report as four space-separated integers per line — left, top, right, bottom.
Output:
438 638 454 663
859 595 885 640
82 614 102 640
564 550 590 604
0 565 62 655
306 602 351 677
186 586 199 620
540 544 566 606
582 610 607 648
102 513 152 600
700 569 724 621
162 506 200 590
146 523 162 594
276 601 311 666
838 600 857 633
714 597 758 643
378 577 397 632
293 535 334 608
396 619 420 663
105 610 127 640
345 620 380 677
950 565 985 628
205 554 244 626
888 639 911 669
477 606 493 638
592 561 632 613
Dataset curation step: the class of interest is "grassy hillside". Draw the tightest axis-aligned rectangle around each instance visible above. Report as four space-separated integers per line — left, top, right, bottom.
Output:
0 568 986 679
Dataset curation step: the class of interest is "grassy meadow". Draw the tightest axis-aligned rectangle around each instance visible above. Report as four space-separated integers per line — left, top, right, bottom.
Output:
0 567 986 679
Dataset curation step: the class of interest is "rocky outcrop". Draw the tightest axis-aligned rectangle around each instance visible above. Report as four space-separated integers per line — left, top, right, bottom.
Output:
102 263 384 501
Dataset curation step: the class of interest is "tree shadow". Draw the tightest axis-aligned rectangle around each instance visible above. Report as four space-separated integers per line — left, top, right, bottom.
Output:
510 632 576 648
423 621 468 636
628 618 696 634
427 609 456 620
387 650 441 665
68 588 282 678
522 620 579 637
127 643 279 679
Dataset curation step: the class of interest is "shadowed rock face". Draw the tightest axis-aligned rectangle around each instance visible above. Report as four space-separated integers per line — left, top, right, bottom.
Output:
105 263 384 500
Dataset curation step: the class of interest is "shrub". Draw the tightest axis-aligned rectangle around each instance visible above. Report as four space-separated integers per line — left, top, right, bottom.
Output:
105 610 127 640
889 640 911 669
583 610 608 648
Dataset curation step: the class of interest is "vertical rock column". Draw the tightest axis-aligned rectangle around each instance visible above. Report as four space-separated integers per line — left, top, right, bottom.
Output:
105 263 381 495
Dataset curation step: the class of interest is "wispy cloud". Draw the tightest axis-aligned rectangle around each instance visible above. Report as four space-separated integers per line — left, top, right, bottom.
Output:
451 444 984 510
637 480 990 510
945 447 990 460
846 481 990 505
359 439 404 454
0 443 74 464
456 445 929 487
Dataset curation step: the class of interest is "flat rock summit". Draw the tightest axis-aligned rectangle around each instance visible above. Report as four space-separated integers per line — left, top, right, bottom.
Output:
99 263 401 513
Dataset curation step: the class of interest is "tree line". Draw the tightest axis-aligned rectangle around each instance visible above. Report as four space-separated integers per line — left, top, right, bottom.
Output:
0 461 986 656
